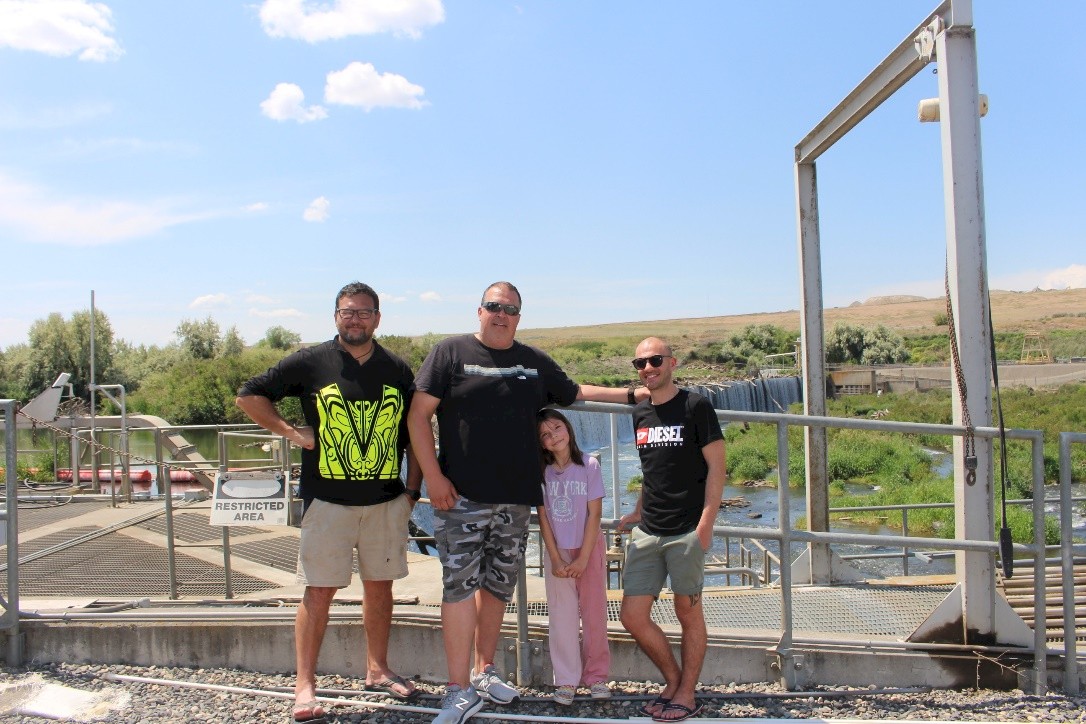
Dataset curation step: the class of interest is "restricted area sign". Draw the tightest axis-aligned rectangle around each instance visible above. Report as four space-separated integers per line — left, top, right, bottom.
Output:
210 470 288 526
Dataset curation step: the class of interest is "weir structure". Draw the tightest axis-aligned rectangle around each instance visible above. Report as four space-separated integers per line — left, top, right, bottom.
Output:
2 0 1084 706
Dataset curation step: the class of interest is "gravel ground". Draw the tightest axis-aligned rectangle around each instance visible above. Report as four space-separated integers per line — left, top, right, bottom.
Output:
3 663 1086 723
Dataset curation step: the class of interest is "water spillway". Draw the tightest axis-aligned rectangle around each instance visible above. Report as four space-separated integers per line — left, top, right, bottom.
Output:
685 376 804 415
564 376 804 451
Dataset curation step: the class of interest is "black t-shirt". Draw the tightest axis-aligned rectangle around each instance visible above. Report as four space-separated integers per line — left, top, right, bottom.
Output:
633 389 723 536
413 334 580 505
238 338 414 506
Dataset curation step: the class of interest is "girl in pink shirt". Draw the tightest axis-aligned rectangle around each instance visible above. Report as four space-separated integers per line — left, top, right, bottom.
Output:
536 409 611 705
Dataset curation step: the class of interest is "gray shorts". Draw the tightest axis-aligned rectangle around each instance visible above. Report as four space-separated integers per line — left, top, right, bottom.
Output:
622 527 705 597
433 497 531 604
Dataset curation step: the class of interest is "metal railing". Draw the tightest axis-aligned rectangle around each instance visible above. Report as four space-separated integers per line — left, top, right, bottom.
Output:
563 400 1071 694
2 400 1083 692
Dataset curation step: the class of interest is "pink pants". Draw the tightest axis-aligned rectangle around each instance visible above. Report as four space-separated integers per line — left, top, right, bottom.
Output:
543 532 611 686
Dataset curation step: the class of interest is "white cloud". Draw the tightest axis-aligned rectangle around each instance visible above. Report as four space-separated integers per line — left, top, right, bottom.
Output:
244 202 269 213
325 62 427 111
1040 264 1086 290
249 307 304 318
260 83 328 123
987 265 1086 293
385 294 407 303
245 293 277 304
189 293 229 309
0 102 112 130
303 196 330 222
0 0 123 61
259 0 444 42
0 171 214 245
420 291 441 302
53 136 200 160
847 264 1086 307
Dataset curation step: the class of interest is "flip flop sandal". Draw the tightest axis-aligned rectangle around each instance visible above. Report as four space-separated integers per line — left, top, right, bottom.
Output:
652 701 705 722
638 695 671 717
364 674 419 700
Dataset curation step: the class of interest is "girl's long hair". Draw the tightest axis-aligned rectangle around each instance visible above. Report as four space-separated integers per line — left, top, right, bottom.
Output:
537 409 586 468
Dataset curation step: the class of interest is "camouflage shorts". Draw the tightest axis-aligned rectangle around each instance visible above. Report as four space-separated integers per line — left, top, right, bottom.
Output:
433 497 531 604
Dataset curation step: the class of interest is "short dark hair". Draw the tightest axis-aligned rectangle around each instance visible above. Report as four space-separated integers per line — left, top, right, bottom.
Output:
335 282 380 311
481 281 522 308
537 409 586 468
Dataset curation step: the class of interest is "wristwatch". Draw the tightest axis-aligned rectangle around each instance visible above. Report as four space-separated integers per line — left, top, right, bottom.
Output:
404 488 422 502
627 388 637 405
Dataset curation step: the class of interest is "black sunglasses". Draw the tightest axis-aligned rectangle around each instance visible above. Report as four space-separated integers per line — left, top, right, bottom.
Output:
481 301 521 316
632 354 671 370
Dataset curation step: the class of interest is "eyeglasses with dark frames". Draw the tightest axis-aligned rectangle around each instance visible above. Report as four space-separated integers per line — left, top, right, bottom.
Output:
632 354 671 370
335 308 378 320
481 301 521 316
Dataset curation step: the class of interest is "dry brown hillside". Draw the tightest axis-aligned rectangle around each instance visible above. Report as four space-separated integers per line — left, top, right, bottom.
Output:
518 288 1086 345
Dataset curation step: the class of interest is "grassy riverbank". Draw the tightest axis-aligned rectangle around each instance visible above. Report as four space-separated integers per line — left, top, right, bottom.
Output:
723 384 1086 542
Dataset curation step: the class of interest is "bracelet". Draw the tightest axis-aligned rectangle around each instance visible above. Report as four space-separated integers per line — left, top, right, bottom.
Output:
627 388 637 405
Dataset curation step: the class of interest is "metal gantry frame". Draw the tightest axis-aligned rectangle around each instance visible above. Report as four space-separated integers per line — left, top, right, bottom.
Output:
794 0 1002 644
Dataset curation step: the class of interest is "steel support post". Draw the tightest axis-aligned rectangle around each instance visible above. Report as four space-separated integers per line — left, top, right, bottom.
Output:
515 561 530 686
156 428 179 599
772 421 798 688
936 11 996 641
794 160 831 583
2 400 22 666
1058 433 1085 694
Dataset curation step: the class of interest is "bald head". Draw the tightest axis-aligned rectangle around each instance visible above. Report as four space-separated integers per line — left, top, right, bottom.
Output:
635 337 672 358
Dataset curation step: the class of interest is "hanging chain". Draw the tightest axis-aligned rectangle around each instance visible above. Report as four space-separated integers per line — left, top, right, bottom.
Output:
16 409 230 476
945 263 978 485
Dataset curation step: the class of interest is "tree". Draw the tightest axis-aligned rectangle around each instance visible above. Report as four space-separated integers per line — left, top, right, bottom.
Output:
175 316 221 359
827 323 909 365
68 308 115 395
717 324 796 374
860 326 910 365
112 341 183 394
259 325 301 350
826 324 867 364
23 309 114 400
219 326 245 358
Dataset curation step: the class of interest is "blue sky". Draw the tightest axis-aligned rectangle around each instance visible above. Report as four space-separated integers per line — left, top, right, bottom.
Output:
1 1 1083 349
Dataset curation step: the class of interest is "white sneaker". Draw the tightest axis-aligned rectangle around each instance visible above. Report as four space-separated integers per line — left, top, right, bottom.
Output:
432 684 483 724
470 665 520 704
589 682 612 699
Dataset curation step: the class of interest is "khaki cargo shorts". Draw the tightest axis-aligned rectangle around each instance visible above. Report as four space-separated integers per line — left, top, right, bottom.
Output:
297 495 412 587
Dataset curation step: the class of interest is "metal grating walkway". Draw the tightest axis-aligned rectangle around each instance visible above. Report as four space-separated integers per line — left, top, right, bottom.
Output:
504 584 953 638
6 497 954 639
1 527 275 598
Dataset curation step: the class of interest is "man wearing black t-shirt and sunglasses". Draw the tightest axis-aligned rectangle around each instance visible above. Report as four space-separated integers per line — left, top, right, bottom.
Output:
619 336 726 723
408 281 648 724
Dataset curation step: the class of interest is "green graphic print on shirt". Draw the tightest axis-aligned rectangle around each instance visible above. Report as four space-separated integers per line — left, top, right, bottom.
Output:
315 383 404 480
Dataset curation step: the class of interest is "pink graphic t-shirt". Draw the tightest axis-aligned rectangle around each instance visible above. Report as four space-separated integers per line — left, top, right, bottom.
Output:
542 454 604 549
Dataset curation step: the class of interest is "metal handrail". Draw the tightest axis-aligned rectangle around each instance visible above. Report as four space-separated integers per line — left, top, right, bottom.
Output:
2 400 1081 691
563 399 1059 693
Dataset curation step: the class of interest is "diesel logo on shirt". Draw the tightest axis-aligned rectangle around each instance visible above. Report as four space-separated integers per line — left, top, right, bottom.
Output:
636 425 685 446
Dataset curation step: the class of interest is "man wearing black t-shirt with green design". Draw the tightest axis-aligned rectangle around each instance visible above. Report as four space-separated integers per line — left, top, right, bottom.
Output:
618 336 726 723
237 281 422 723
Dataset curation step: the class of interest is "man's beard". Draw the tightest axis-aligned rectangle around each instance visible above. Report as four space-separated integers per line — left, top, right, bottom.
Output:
341 329 372 346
